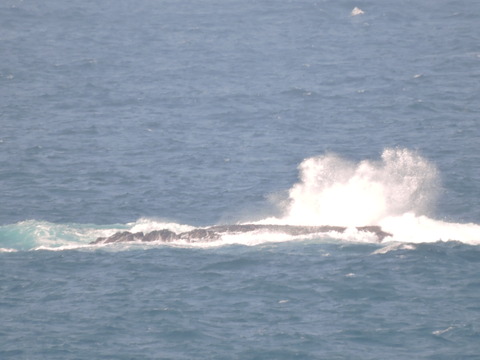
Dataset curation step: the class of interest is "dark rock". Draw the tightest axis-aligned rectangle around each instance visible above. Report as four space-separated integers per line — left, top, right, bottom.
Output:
91 224 392 245
143 229 178 242
92 231 144 244
178 229 220 242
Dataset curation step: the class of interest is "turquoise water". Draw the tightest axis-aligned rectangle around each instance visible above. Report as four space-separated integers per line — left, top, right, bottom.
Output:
1 0 480 358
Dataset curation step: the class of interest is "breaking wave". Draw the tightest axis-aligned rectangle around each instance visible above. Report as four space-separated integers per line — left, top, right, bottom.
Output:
260 148 480 245
1 148 479 251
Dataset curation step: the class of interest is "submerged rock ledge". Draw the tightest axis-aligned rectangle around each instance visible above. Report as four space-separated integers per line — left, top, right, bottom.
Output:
91 224 392 244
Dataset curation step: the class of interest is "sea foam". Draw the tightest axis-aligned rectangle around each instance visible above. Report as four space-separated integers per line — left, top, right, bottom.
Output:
2 149 479 250
261 148 480 244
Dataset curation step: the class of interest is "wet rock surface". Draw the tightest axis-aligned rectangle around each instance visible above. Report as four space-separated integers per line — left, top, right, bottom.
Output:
91 224 392 244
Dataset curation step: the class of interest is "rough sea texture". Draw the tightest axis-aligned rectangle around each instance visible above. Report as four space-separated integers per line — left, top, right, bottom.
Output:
1 0 480 359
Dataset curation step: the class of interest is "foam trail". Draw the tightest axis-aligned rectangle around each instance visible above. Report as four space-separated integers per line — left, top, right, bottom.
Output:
0 220 128 251
0 219 202 251
380 214 480 245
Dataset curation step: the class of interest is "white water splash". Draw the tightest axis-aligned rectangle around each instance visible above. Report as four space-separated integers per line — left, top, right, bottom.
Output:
0 220 127 251
281 148 438 227
379 213 480 244
128 218 196 234
3 148 480 251
261 148 480 245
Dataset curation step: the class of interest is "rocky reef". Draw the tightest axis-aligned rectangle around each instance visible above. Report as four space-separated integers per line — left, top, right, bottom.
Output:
91 224 391 245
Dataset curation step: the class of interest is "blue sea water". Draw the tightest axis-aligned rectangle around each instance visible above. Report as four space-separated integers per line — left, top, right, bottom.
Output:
1 0 480 358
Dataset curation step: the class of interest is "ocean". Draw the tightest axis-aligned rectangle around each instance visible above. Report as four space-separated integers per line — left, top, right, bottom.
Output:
1 0 480 358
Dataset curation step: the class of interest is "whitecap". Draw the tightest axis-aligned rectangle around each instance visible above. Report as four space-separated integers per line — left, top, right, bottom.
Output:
433 326 454 336
351 7 365 16
0 248 17 253
371 243 416 255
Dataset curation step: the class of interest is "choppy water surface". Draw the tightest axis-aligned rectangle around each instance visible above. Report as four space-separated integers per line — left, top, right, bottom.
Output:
1 0 480 358
2 243 480 359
